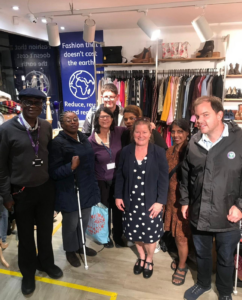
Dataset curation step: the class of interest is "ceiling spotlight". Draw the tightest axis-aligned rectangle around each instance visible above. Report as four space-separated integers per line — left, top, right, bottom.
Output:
42 18 47 24
137 15 160 40
83 18 96 43
60 26 65 30
191 15 213 42
12 6 19 10
46 23 60 47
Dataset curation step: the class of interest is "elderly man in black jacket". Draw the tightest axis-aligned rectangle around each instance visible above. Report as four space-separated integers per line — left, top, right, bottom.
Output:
180 96 242 300
0 88 63 296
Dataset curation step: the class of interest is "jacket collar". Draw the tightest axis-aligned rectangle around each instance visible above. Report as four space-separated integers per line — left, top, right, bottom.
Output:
58 130 86 143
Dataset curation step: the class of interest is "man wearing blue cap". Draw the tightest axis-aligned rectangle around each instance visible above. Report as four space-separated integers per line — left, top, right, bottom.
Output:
0 88 63 296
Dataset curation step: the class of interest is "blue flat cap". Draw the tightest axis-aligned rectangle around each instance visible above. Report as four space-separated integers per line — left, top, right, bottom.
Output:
19 88 47 100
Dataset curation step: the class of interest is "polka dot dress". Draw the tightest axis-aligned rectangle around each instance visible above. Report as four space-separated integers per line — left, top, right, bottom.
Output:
123 156 163 244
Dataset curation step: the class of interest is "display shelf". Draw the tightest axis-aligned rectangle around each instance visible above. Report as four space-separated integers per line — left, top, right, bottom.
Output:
224 98 242 102
96 63 155 67
158 57 225 63
226 75 242 78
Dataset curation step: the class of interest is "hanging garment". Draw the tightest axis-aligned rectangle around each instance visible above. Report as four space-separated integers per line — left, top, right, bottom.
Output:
201 75 210 96
185 76 197 121
161 77 171 122
176 76 186 120
166 77 175 125
157 78 164 114
182 76 194 118
120 81 125 107
151 82 158 123
125 80 129 107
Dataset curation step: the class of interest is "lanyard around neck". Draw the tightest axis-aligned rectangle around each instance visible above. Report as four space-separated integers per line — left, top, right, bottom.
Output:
19 116 40 158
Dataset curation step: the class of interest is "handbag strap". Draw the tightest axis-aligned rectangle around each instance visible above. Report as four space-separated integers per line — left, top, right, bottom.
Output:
169 162 182 180
122 56 128 63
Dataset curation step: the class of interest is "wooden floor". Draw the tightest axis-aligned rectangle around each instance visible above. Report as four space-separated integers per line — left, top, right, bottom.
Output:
1 217 242 300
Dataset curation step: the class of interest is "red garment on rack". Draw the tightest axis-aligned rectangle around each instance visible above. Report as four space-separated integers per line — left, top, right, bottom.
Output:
120 81 125 107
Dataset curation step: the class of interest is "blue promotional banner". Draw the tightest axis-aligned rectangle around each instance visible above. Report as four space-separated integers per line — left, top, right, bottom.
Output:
59 31 103 120
9 34 60 128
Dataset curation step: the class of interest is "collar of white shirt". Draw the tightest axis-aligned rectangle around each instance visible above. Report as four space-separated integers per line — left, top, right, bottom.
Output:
18 112 39 132
198 123 229 151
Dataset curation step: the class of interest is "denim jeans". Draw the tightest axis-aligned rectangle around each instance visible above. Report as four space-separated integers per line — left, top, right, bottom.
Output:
192 226 240 296
0 206 8 243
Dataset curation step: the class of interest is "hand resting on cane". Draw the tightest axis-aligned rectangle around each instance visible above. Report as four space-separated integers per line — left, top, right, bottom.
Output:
71 156 80 170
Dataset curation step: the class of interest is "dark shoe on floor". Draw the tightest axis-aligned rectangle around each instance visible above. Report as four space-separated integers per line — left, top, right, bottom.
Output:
172 266 188 286
77 246 97 257
184 284 211 300
143 261 154 279
38 264 64 278
21 277 35 296
66 252 81 267
133 258 145 275
104 240 114 248
219 296 232 300
114 238 126 248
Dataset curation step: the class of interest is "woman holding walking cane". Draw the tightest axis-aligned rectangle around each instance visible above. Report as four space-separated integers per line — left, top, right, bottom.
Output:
49 111 100 268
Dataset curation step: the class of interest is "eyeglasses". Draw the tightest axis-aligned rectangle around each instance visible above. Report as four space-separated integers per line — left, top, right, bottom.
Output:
102 96 116 101
22 100 43 107
99 115 111 120
65 118 79 123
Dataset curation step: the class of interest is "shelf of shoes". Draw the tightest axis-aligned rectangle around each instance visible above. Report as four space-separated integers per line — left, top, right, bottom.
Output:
158 57 225 62
226 75 242 78
224 99 242 102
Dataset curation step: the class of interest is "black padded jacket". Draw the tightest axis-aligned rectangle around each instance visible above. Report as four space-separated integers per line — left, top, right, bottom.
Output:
180 121 242 232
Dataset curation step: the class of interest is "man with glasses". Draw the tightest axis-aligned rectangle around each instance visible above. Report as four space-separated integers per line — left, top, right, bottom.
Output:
82 83 125 135
0 88 63 296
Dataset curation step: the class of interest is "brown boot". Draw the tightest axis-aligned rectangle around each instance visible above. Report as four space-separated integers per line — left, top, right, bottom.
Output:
228 63 235 75
134 48 147 59
234 63 241 74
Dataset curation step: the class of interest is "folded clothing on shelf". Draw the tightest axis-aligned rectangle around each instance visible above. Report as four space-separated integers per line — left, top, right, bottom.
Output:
0 100 21 114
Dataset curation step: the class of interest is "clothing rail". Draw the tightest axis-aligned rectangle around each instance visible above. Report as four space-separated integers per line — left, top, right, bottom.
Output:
96 68 223 76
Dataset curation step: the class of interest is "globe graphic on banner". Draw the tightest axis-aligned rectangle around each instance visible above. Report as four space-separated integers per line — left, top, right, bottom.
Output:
25 71 50 95
69 70 95 100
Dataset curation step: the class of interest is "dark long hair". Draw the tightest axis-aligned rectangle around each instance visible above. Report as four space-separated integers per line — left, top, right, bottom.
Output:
93 107 115 134
170 119 190 162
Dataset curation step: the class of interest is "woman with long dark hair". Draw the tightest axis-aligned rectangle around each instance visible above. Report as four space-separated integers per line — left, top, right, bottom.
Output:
164 119 191 286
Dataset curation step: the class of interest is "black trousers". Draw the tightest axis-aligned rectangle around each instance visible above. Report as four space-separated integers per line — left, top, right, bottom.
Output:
61 208 91 252
192 225 240 296
98 180 123 241
13 179 55 280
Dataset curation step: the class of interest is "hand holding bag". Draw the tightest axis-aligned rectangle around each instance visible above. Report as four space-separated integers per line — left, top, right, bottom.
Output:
86 203 109 244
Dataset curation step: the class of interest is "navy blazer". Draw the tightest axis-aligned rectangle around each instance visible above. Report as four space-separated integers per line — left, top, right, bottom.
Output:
48 131 100 213
114 143 169 212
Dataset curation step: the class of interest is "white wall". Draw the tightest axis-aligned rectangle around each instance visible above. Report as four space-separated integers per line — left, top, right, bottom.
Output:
0 12 48 41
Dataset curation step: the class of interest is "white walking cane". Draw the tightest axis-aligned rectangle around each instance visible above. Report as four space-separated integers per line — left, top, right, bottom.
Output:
233 220 241 295
75 180 89 270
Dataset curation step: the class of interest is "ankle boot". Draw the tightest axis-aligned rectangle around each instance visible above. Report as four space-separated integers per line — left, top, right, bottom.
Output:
134 47 148 59
226 87 232 98
228 63 235 75
238 89 242 98
131 47 151 63
234 63 241 74
196 40 214 58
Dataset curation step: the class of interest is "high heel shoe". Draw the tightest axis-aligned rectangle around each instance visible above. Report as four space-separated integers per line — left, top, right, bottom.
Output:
133 258 145 275
196 40 214 58
143 261 154 279
231 87 238 99
226 87 232 98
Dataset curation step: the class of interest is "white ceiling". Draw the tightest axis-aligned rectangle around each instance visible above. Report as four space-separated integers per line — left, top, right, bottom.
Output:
1 0 242 32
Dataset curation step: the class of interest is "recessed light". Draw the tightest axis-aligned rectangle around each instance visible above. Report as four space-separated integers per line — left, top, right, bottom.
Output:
60 26 65 30
12 6 19 10
42 18 47 23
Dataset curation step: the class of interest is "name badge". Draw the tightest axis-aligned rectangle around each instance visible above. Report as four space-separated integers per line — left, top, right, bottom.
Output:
107 162 116 170
32 158 43 167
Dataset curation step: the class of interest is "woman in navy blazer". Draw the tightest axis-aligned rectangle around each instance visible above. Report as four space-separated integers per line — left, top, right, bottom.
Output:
115 118 169 279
